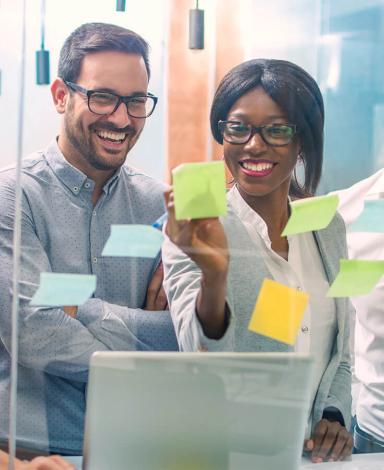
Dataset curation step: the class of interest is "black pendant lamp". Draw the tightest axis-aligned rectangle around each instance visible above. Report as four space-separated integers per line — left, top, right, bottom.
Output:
116 0 126 11
36 0 50 85
189 0 204 50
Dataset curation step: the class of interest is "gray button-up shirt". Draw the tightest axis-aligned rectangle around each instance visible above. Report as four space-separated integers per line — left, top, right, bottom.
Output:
0 139 177 454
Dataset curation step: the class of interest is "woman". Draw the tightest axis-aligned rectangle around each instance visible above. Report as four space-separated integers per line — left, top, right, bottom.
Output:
162 59 353 463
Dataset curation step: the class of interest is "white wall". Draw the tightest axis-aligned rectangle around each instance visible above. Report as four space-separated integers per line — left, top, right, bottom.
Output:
0 0 168 179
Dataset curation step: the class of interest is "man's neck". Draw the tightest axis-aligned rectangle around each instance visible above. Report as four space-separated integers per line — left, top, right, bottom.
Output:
57 135 115 205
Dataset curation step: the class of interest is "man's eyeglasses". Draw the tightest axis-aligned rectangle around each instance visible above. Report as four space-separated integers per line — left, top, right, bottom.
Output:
218 120 298 146
63 80 158 118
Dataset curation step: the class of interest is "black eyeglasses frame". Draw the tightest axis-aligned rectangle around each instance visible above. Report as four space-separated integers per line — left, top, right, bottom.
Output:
218 120 298 147
63 80 158 119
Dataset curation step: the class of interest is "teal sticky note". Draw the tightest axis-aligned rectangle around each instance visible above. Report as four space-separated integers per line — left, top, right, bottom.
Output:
350 200 384 232
172 161 227 220
30 272 97 307
102 225 164 258
281 194 339 236
327 259 384 297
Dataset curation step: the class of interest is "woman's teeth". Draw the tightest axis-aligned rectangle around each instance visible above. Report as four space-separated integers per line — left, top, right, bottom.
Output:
241 161 273 171
96 130 126 142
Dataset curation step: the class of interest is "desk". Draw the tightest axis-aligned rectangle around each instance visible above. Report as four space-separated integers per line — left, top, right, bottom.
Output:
301 453 384 469
65 453 384 469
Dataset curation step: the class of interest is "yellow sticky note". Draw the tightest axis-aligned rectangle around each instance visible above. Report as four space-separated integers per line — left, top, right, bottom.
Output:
248 279 309 345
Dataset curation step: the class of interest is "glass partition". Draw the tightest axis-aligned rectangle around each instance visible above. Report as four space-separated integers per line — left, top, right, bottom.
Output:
1 0 383 467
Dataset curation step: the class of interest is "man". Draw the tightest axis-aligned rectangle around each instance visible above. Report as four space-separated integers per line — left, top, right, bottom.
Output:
0 22 177 456
0 450 74 470
335 168 384 452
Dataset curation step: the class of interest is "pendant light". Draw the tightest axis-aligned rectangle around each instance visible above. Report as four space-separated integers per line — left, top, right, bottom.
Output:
116 0 126 11
35 0 50 85
189 0 204 49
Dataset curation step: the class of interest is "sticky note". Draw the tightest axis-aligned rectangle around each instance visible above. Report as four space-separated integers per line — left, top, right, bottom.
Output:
350 200 384 232
172 161 227 220
30 272 96 307
248 278 309 345
327 259 384 297
102 224 164 258
281 194 339 236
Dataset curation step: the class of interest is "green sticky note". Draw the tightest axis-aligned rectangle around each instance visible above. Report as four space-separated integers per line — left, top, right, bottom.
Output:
30 272 97 307
172 161 227 220
102 224 164 258
281 194 339 236
327 259 384 297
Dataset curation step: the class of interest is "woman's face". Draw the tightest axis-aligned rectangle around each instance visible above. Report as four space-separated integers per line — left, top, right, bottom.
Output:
223 86 300 200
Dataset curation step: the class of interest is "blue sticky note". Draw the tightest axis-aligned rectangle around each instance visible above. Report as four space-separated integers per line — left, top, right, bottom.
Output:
102 225 164 258
350 200 384 232
30 272 97 307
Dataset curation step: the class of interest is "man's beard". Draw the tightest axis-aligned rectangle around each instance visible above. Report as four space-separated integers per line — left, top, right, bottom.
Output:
64 109 136 171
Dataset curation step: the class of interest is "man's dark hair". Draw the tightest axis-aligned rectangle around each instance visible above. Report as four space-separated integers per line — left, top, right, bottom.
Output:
210 59 324 198
58 22 150 82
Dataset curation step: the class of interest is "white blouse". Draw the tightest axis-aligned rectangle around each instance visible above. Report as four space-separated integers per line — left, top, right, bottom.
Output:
228 186 337 435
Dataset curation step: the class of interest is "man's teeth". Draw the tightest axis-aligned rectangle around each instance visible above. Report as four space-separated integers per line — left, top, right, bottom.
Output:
241 161 273 172
97 130 126 141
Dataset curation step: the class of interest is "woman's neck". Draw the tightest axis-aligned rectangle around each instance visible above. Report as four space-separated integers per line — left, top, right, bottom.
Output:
236 184 290 259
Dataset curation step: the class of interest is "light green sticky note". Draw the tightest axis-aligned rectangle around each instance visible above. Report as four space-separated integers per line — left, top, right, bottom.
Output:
172 161 227 220
102 224 164 258
327 259 384 297
30 272 97 307
281 194 339 236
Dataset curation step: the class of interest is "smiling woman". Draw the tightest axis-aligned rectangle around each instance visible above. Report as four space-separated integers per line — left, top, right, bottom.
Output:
162 59 354 464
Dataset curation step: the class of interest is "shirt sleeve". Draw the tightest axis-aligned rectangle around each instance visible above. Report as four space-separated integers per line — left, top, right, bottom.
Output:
0 181 176 383
323 298 353 431
162 234 235 352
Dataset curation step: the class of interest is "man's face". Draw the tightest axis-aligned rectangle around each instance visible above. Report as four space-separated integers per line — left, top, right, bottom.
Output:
63 51 149 171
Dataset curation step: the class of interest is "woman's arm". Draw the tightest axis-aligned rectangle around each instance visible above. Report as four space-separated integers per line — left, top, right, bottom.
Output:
164 190 231 342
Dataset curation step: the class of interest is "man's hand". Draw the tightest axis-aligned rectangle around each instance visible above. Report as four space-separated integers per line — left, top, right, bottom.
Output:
63 306 78 318
144 262 168 311
19 455 75 469
304 419 353 463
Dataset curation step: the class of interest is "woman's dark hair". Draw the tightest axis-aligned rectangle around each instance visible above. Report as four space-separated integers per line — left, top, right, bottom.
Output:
210 59 324 198
58 22 150 83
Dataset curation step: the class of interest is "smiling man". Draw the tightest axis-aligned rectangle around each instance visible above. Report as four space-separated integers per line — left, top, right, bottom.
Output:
0 23 177 456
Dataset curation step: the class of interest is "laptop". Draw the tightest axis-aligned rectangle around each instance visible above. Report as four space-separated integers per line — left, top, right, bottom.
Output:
83 352 314 470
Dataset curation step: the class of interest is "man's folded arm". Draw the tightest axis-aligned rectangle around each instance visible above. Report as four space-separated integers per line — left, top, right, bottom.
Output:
0 185 176 382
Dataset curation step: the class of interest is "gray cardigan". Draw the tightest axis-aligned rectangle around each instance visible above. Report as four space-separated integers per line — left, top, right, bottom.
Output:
163 200 352 432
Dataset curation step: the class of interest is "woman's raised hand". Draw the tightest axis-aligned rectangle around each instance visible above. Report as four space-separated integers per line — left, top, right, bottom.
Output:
164 189 229 279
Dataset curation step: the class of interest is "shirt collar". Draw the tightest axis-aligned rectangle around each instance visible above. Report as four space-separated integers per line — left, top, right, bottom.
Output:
45 138 122 196
227 185 272 247
365 168 384 197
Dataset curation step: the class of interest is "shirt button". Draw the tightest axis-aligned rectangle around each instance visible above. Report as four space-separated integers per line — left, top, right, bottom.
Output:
301 326 309 333
84 182 91 189
93 210 97 216
92 257 98 263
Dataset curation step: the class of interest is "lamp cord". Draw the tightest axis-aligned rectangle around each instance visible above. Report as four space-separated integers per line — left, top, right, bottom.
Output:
40 0 46 50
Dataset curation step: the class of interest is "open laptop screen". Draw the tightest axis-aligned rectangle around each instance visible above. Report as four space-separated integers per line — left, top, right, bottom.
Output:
83 352 314 470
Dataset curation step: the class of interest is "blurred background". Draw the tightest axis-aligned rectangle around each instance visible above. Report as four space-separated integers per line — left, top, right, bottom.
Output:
1 0 384 190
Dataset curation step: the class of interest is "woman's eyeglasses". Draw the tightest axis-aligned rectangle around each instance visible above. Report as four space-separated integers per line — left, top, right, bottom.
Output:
218 120 297 146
